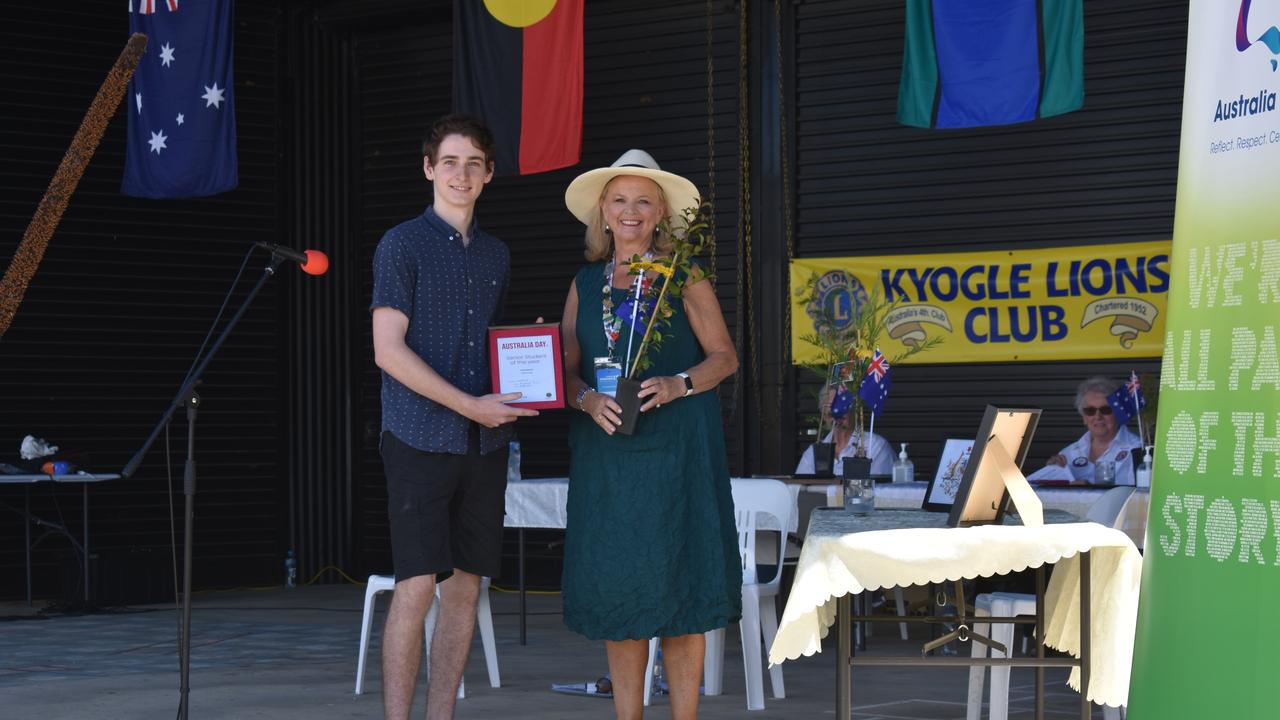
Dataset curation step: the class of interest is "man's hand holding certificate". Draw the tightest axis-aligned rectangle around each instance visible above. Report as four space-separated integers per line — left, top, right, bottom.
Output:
488 323 565 410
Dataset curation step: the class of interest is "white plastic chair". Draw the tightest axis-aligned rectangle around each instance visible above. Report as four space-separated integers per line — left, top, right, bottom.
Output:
966 592 1038 720
859 587 911 641
1084 485 1137 527
354 574 500 698
965 486 1135 720
642 478 794 710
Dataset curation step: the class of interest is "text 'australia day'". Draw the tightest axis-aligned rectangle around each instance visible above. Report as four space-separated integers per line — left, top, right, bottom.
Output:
879 255 1170 344
500 340 548 350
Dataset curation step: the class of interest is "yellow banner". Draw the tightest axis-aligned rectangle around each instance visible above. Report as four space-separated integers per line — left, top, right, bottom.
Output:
790 241 1170 364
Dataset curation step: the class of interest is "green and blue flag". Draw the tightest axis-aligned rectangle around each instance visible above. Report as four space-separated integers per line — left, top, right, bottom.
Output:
898 0 1084 129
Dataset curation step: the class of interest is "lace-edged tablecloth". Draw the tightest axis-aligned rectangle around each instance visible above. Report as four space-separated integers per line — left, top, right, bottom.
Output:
767 509 1142 708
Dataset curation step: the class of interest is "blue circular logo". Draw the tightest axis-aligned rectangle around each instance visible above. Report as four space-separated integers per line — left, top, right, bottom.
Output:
805 270 868 335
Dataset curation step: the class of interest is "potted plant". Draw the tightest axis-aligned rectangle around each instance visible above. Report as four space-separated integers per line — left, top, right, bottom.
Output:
611 203 715 435
794 276 941 469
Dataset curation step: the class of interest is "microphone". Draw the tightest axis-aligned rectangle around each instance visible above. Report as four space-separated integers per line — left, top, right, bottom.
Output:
255 242 329 276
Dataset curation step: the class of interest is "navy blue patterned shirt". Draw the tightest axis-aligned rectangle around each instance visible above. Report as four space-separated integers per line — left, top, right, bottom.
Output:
371 206 512 455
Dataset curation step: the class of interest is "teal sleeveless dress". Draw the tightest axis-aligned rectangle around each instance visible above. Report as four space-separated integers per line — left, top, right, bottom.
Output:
562 262 742 641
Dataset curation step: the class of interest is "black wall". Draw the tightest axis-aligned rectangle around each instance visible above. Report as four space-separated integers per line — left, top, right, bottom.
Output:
778 0 1183 477
1 0 1189 600
0 1 285 601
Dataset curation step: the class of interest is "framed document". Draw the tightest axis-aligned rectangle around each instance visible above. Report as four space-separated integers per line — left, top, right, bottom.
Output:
488 324 565 410
922 438 975 512
946 405 1042 528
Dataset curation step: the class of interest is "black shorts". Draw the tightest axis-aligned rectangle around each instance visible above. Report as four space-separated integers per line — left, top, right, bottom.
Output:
381 427 509 582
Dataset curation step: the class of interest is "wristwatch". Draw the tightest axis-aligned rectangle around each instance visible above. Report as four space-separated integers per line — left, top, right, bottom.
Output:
677 372 694 397
575 386 593 410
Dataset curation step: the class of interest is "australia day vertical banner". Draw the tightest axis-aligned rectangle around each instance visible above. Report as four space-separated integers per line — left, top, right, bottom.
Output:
122 0 237 198
1128 2 1280 718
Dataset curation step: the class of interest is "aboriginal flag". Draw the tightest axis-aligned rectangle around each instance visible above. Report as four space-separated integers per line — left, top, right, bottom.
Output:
897 0 1084 129
454 0 583 175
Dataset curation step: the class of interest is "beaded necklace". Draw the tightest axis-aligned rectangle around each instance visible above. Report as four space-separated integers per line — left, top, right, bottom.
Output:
601 250 653 359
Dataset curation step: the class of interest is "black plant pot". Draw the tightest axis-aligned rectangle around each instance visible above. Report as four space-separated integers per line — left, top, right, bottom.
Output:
614 377 644 435
812 442 835 477
842 455 872 481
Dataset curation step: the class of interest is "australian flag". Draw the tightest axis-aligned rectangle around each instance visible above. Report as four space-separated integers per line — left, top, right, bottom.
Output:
858 349 892 418
122 0 238 198
616 291 656 337
830 385 855 419
1106 371 1147 426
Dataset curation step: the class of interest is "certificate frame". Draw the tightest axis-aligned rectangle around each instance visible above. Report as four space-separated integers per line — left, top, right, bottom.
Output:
946 405 1042 527
921 438 975 512
488 323 565 410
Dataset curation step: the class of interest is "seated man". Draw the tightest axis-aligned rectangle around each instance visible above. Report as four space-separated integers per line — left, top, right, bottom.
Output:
1037 376 1142 485
795 385 894 477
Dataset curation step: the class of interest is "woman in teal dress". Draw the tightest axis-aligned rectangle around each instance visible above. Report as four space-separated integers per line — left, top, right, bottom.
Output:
559 149 742 719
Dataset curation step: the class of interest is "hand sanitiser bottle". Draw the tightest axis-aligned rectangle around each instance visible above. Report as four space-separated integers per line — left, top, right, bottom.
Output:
892 443 914 483
1136 446 1153 488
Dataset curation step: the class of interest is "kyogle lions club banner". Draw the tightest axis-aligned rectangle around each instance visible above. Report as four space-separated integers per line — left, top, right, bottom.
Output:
790 241 1170 364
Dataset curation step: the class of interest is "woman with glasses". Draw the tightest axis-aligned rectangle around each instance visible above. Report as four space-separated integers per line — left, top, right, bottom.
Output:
1042 376 1143 485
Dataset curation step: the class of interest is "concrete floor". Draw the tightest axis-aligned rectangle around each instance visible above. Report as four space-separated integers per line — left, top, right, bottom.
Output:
0 584 1108 719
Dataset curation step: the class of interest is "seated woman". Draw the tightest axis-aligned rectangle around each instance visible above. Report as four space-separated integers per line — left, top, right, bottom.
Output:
794 385 893 476
1040 376 1143 485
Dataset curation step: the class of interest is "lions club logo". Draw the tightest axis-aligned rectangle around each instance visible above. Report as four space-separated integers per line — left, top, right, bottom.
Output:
805 270 868 335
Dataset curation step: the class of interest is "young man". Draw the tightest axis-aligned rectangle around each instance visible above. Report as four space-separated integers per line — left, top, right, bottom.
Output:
371 115 536 720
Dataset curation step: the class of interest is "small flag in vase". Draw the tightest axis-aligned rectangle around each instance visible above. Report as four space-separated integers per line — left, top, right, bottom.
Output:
615 292 656 337
1106 372 1147 426
830 386 855 419
858 349 892 418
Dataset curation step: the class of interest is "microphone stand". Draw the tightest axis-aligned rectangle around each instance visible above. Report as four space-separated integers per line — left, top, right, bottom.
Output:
121 253 285 720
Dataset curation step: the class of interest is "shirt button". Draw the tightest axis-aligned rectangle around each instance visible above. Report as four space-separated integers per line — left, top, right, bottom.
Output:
469 341 475 347
468 309 474 315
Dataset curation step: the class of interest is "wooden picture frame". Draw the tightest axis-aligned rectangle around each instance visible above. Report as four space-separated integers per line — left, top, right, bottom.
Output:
946 405 1042 527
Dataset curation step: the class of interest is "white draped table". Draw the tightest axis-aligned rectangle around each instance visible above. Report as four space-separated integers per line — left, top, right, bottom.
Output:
502 478 571 645
852 480 1148 549
768 508 1142 718
502 477 796 644
504 477 570 529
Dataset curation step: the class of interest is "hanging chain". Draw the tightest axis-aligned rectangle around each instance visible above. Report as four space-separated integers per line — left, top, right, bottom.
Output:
705 0 717 276
776 0 794 365
733 0 752 428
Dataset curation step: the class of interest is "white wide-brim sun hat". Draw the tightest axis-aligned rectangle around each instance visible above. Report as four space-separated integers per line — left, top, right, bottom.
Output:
564 149 701 227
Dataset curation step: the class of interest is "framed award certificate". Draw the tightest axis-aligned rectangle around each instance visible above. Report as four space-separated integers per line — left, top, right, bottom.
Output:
488 323 565 410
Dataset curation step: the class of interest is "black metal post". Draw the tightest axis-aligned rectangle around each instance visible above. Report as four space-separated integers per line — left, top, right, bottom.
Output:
1079 551 1091 720
1036 565 1046 720
25 488 31 606
178 389 199 720
518 527 527 645
82 483 89 605
837 593 852 715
